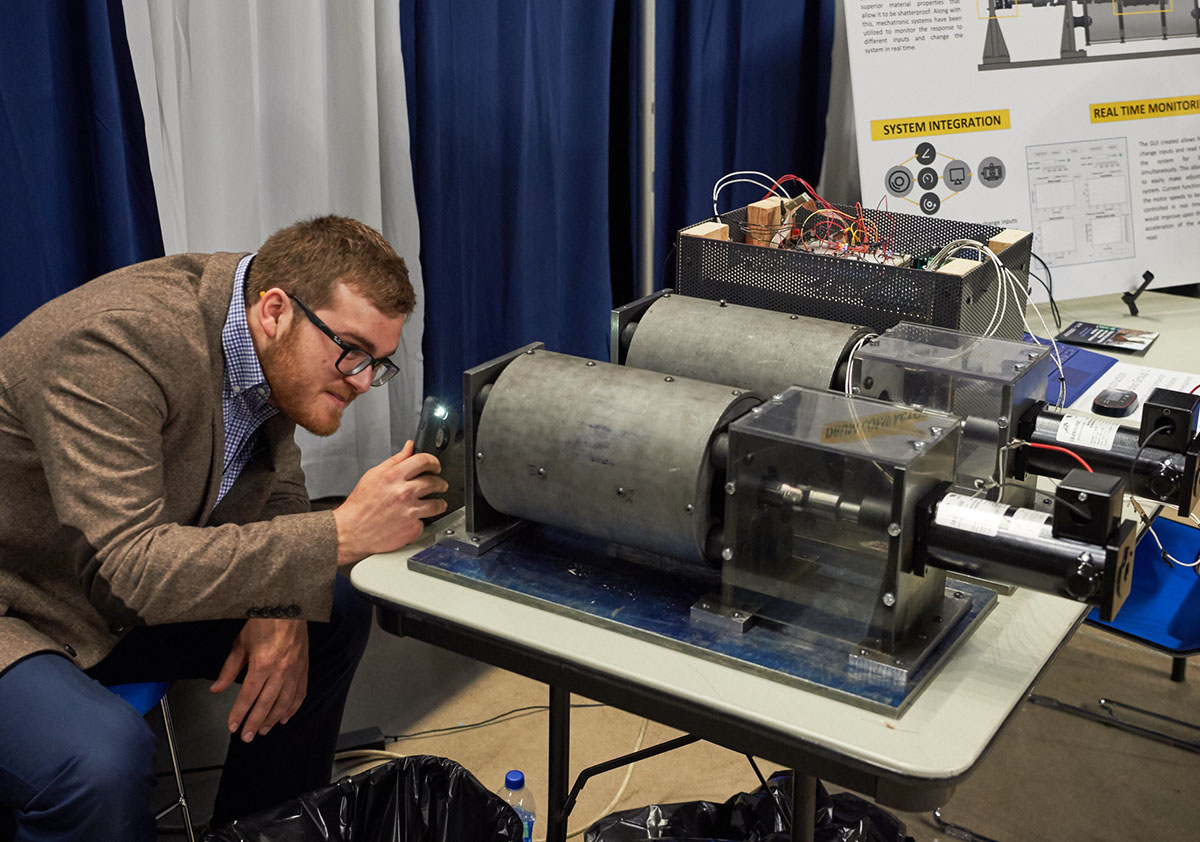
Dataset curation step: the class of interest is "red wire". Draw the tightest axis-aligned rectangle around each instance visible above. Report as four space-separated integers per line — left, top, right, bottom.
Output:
1191 383 1200 394
1027 442 1094 472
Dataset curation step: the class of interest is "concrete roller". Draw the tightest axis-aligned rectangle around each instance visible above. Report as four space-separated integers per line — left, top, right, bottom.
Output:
625 294 870 396
474 349 759 563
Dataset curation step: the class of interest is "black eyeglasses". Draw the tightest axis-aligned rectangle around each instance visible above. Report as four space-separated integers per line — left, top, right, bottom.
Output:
288 294 400 387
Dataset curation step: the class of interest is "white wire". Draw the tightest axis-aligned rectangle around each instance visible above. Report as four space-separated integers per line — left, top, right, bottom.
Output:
712 171 790 216
844 333 879 397
534 718 651 842
1128 497 1200 568
931 239 1067 408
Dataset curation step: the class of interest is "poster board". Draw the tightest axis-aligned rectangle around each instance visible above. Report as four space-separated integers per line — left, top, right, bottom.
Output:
842 0 1200 301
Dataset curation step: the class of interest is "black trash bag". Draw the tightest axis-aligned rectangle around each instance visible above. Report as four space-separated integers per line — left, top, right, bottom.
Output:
202 755 524 842
584 771 912 842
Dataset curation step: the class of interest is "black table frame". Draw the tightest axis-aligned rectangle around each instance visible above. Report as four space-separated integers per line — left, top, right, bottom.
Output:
363 593 1069 842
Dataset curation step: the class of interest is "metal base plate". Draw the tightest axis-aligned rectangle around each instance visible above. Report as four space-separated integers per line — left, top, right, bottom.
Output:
409 519 998 715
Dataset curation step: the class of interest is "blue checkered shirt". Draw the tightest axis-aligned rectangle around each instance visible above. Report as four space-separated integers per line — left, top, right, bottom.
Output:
217 255 278 505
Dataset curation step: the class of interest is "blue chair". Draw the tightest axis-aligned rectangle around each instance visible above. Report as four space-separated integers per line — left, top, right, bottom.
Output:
106 681 196 842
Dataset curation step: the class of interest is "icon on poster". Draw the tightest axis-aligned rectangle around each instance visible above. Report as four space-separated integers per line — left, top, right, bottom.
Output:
885 166 914 197
978 156 1006 188
915 142 937 165
919 192 941 215
917 167 939 190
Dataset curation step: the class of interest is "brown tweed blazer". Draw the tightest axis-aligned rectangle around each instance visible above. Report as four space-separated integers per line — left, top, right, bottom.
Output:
0 252 338 675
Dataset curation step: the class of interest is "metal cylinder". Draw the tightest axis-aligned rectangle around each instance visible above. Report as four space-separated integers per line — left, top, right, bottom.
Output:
1022 407 1186 503
474 350 760 563
624 294 871 396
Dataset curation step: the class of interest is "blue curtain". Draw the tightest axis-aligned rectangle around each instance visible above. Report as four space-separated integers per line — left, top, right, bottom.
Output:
0 0 163 336
653 0 836 288
400 1 621 401
401 1 834 398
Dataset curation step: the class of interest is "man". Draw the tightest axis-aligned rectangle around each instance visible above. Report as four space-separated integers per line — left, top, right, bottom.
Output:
0 216 447 839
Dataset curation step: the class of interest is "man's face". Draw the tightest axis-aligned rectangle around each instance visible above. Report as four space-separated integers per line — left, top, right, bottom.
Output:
262 282 405 436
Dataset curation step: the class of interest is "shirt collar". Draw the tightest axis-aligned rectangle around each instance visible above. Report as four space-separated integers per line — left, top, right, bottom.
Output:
222 254 274 408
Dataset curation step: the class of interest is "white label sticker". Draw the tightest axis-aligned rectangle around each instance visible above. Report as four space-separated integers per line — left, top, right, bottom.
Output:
935 495 1005 537
1056 415 1120 451
1005 507 1052 539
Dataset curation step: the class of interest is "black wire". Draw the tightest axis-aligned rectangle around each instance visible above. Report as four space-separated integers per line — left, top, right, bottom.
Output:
1130 426 1172 503
746 755 769 790
384 702 607 742
1031 251 1054 295
1028 269 1062 330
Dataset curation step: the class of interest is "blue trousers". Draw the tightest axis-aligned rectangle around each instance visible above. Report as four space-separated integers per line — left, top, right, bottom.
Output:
0 575 372 841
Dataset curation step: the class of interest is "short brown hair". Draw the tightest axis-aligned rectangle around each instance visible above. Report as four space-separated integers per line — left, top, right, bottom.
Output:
248 216 415 317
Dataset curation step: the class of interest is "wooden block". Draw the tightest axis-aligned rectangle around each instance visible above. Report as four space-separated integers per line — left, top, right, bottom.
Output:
682 221 730 241
987 228 1027 255
746 198 783 247
935 257 982 277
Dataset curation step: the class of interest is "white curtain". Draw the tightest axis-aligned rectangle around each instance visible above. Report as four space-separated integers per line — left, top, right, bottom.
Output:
122 0 424 499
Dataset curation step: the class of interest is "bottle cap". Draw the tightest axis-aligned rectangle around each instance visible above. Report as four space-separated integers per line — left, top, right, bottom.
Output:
505 770 525 790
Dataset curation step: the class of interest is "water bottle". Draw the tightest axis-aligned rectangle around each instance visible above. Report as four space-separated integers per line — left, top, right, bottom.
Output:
501 769 536 842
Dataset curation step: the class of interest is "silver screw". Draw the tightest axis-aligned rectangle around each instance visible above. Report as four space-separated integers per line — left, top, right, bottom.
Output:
1027 351 1039 359
882 592 896 607
732 389 742 396
954 591 964 599
684 504 694 513
537 467 546 477
471 535 480 544
731 611 744 619
721 548 734 561
586 361 596 367
911 440 926 450
887 522 902 537
997 416 1009 429
790 314 799 320
616 487 625 497
930 426 944 436
664 376 675 382
525 349 535 355
476 451 484 461
725 482 736 495
719 299 728 307
1078 492 1088 502
859 649 870 656
444 529 455 535
852 386 862 395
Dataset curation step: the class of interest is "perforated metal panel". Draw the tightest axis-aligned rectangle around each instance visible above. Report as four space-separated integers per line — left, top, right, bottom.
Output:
677 204 1031 340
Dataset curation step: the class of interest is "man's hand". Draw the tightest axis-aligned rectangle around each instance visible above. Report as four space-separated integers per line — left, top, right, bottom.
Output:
210 618 309 743
333 440 448 565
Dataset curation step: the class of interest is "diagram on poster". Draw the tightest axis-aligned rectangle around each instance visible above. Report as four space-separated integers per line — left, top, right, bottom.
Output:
845 0 1200 300
1026 137 1135 267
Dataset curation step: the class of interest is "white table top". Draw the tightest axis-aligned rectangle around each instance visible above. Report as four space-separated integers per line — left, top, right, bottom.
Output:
353 509 1083 782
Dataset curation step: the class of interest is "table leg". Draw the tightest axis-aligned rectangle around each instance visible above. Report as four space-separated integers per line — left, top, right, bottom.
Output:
791 770 816 842
547 685 571 842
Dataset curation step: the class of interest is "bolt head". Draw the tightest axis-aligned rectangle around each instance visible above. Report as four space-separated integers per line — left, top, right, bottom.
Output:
721 547 734 561
882 592 896 607
997 416 1009 429
1078 491 1088 502
664 375 675 382
444 528 456 535
476 451 484 461
586 360 596 367
724 482 736 495
887 522 902 537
